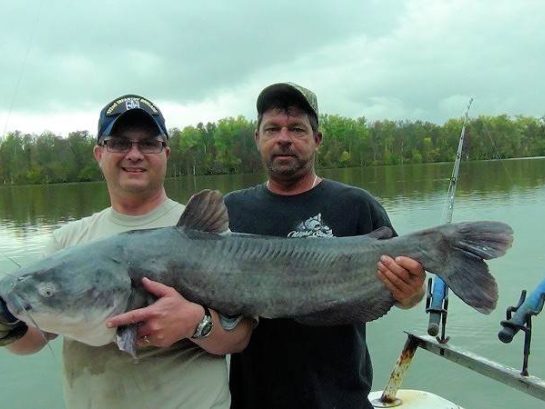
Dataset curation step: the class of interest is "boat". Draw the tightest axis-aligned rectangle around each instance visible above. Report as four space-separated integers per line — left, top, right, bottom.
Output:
369 99 545 408
369 328 545 408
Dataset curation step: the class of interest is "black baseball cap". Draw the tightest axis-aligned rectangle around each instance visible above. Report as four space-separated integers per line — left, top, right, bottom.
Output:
97 94 168 141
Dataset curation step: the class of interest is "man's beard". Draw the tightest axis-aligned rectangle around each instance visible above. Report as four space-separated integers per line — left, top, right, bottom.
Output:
265 154 313 180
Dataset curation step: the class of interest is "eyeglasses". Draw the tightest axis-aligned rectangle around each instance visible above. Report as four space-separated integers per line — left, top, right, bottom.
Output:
100 137 166 154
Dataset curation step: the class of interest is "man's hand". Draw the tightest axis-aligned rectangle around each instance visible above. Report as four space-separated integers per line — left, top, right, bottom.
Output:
377 255 426 309
107 277 254 355
106 277 203 348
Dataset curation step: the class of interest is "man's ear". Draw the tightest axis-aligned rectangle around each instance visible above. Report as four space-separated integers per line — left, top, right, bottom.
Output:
314 131 323 148
93 145 103 165
254 129 260 146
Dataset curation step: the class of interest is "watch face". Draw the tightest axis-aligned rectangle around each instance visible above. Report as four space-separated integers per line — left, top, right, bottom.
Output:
192 308 213 339
200 320 213 337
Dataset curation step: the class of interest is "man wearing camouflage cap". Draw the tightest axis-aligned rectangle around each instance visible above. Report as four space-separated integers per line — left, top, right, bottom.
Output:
225 82 426 409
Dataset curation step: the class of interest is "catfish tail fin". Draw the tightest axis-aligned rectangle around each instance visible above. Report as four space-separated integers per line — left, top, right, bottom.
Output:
424 221 513 314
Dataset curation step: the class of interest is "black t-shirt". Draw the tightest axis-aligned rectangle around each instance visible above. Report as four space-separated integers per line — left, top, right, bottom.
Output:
225 179 395 409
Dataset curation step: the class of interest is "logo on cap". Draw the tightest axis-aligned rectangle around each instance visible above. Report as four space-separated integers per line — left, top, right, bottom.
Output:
126 98 140 110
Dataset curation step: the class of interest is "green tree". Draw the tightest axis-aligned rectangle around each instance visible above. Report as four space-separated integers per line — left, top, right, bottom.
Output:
1 112 544 184
213 116 254 173
0 132 27 184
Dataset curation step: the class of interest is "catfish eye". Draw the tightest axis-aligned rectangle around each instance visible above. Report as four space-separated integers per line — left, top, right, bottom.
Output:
38 283 57 298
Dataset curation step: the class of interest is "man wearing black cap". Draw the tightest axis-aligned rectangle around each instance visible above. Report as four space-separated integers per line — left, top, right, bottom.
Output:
4 94 253 409
225 83 426 409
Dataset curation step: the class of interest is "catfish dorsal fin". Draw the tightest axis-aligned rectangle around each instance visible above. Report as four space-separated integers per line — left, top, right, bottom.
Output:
177 189 229 234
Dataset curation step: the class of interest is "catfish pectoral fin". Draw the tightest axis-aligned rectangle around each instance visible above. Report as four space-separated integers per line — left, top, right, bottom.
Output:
116 324 139 358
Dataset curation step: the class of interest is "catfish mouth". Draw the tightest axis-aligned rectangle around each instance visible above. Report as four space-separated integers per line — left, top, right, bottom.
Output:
0 275 27 319
1 273 35 316
3 293 64 342
2 293 29 319
0 297 19 322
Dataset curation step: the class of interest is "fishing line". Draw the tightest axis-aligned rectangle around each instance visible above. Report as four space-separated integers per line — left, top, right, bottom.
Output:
480 121 515 187
439 99 515 221
2 0 46 138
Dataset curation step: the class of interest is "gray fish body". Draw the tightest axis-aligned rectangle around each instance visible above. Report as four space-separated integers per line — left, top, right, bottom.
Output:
125 221 509 324
0 190 513 350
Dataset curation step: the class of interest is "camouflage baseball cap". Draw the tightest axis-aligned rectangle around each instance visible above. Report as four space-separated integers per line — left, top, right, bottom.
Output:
256 82 319 121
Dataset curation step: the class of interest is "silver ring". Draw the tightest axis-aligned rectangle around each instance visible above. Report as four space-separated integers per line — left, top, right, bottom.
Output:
143 336 151 345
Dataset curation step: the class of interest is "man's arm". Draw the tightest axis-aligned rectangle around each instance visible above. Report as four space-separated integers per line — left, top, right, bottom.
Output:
6 327 57 355
377 255 426 309
1 294 56 354
106 277 253 355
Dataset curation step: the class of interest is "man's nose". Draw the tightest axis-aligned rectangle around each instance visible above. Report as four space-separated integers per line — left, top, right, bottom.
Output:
125 142 145 158
276 127 292 143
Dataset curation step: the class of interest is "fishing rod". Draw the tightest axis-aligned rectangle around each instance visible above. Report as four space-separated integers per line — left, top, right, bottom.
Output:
2 0 44 138
426 97 473 340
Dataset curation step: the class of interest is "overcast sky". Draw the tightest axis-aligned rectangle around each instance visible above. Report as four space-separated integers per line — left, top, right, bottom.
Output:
1 0 544 136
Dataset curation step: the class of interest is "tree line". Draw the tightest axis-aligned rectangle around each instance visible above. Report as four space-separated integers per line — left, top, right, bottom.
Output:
1 114 544 185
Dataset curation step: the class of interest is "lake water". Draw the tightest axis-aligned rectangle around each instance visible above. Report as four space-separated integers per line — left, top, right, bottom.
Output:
1 158 545 409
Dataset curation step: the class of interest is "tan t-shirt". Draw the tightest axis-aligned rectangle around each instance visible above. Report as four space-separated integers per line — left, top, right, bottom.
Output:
45 198 230 409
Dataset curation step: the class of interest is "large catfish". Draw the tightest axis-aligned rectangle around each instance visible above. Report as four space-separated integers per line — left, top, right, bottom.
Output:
0 189 513 355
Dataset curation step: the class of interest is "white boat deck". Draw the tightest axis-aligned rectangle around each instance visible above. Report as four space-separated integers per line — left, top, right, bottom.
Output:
369 389 463 409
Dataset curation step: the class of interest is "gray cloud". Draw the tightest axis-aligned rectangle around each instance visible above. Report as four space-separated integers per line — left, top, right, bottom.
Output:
1 0 544 133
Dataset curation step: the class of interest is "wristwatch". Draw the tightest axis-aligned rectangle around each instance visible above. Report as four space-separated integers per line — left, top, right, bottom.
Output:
191 306 213 339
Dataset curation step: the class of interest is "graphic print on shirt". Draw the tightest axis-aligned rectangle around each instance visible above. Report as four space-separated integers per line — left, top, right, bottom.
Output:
287 213 334 238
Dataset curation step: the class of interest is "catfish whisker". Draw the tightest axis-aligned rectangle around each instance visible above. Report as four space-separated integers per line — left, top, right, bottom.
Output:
0 271 18 279
24 312 58 359
14 295 57 358
0 253 22 269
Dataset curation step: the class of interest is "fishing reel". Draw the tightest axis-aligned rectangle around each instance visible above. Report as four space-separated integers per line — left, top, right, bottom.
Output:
425 276 450 343
498 280 545 376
